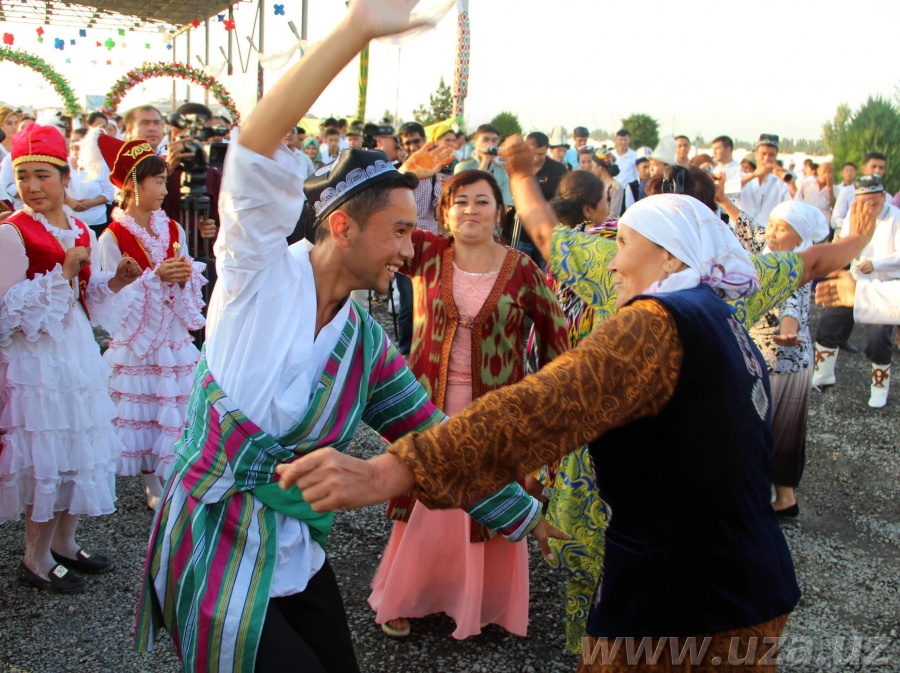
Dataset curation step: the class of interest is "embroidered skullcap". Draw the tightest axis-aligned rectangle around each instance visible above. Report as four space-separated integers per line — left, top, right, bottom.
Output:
619 194 760 300
854 174 884 195
303 148 400 222
769 201 829 252
755 133 780 150
11 124 68 168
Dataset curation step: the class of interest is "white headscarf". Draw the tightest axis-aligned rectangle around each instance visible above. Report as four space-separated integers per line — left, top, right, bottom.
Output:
767 201 829 253
619 194 759 300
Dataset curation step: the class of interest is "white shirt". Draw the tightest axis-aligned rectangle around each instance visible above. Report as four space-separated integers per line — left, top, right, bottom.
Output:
291 147 317 182
319 142 344 164
738 173 791 225
839 202 900 282
613 147 638 185
210 141 355 597
0 153 21 210
714 160 742 197
853 278 900 324
67 165 114 227
795 176 839 230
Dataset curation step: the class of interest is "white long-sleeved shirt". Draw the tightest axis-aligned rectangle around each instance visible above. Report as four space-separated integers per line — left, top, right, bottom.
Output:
854 278 900 324
738 173 791 225
839 202 900 281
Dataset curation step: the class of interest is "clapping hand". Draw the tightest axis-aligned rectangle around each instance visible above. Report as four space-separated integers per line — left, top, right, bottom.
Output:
347 0 431 41
115 256 141 285
62 246 91 280
848 200 877 240
156 257 192 284
401 142 455 179
499 135 536 180
815 271 857 308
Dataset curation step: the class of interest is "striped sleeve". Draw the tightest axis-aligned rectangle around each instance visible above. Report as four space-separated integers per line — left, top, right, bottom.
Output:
363 318 542 541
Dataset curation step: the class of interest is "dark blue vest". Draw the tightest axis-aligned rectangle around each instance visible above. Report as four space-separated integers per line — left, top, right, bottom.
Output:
587 285 800 637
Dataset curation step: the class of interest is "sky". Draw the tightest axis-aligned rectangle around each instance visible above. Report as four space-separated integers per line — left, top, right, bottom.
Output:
1 0 899 143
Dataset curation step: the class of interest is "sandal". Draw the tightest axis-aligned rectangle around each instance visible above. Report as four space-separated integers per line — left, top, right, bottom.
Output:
51 548 114 575
381 619 410 638
17 562 85 594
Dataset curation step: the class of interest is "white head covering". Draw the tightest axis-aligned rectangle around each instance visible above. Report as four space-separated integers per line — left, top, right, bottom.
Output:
619 194 760 300
767 201 829 253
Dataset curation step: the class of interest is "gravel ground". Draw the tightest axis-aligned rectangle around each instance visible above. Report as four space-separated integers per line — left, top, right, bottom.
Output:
1 301 898 673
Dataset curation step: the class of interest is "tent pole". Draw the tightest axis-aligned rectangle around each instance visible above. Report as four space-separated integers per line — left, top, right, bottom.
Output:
257 0 265 101
171 37 177 111
204 19 210 106
186 29 191 102
301 0 308 39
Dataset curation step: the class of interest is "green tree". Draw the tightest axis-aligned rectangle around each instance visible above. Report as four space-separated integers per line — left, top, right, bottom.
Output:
620 113 659 149
822 103 851 152
823 97 900 191
412 77 454 125
490 111 522 138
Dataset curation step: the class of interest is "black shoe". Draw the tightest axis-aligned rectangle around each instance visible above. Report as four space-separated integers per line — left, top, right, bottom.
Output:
51 548 114 575
17 562 85 594
839 340 861 354
775 502 799 519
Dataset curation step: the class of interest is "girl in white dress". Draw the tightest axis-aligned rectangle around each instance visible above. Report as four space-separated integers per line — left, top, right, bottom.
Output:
0 124 140 593
84 130 206 510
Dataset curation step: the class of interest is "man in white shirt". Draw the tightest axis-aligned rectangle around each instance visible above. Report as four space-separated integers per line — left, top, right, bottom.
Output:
738 134 792 225
795 161 837 227
612 129 638 187
674 135 692 168
813 175 899 408
284 126 316 181
712 135 741 200
135 5 549 671
831 152 891 231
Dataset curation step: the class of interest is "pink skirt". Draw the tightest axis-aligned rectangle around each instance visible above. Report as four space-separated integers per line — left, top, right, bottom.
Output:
368 380 530 639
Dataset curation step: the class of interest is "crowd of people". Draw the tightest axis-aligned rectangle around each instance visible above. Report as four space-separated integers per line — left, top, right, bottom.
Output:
1 1 898 671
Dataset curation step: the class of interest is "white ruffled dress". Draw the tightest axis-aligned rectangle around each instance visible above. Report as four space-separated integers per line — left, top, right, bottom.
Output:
99 209 206 479
0 208 127 523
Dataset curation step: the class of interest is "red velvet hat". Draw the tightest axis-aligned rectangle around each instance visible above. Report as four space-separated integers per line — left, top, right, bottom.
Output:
96 132 156 190
11 124 68 168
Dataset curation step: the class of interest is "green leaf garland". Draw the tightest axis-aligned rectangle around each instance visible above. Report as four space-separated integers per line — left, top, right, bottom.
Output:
101 62 241 124
0 47 82 118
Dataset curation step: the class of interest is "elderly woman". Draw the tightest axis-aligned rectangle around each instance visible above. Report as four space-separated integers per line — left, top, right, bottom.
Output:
371 168 569 640
279 194 803 671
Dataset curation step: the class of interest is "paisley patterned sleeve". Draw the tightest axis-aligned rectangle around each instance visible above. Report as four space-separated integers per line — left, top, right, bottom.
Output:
732 210 768 254
548 225 618 321
387 299 682 509
729 252 804 329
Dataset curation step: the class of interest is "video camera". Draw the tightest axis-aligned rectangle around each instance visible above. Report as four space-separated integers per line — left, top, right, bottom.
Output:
166 106 228 176
362 123 380 150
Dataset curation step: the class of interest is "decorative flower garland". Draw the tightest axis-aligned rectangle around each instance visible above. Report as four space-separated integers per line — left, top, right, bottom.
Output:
101 62 241 124
0 47 82 118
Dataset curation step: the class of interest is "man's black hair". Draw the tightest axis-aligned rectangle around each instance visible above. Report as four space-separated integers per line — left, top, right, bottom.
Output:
863 152 887 165
398 121 426 139
616 129 630 137
526 131 549 148
711 135 734 151
87 111 108 126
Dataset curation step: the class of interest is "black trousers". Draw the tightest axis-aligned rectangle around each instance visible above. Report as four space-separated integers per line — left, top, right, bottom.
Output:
816 306 893 366
255 560 360 673
395 272 413 355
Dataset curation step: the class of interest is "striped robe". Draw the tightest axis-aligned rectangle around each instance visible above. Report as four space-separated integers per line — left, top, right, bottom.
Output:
135 303 540 673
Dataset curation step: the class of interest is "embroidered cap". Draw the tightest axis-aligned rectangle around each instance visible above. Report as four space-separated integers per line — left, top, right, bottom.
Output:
96 131 156 190
303 148 400 221
854 174 885 195
11 124 68 168
755 133 780 150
